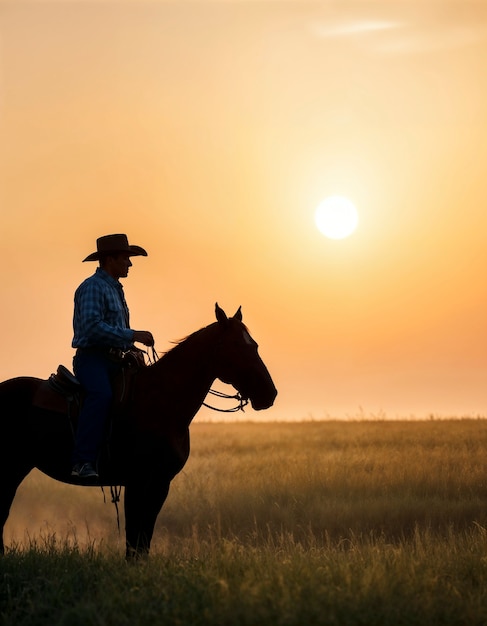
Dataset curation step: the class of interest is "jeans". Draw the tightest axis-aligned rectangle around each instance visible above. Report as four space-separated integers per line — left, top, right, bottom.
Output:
71 349 122 466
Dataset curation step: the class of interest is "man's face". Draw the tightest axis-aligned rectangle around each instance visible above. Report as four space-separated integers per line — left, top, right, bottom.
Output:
106 253 132 279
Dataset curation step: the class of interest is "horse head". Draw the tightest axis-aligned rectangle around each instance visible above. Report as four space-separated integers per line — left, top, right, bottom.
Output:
213 303 277 411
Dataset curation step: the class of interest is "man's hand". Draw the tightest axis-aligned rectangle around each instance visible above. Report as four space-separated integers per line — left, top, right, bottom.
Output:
133 330 155 347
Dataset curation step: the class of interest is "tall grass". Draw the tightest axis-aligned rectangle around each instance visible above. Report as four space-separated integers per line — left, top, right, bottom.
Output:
157 419 487 545
2 419 487 625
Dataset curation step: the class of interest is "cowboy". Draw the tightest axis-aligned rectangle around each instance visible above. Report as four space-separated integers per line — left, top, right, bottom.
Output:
71 234 154 480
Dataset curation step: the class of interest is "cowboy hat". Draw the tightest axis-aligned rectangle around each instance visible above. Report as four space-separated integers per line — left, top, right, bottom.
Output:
83 234 148 262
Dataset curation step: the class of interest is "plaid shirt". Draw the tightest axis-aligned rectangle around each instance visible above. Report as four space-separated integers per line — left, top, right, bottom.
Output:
72 267 134 350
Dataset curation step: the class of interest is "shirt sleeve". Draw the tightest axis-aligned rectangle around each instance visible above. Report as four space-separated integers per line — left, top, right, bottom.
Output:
73 278 134 348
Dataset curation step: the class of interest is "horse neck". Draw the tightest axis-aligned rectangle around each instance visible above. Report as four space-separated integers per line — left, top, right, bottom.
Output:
137 325 219 428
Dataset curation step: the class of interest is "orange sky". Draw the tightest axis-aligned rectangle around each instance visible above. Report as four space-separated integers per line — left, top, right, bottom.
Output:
1 1 487 420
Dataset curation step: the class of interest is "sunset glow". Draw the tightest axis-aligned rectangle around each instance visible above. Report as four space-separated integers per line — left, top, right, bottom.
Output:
1 2 487 420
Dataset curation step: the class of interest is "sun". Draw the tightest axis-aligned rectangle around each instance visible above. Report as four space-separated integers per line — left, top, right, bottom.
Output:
315 196 359 239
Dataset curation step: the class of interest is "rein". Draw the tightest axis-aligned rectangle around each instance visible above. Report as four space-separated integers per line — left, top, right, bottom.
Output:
203 388 248 413
147 345 159 365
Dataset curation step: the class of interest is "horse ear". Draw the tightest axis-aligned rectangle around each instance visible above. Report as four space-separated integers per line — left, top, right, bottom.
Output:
233 306 243 322
215 302 228 324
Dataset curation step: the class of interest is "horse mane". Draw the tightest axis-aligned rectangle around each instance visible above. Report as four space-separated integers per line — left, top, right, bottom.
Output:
157 318 250 362
162 325 215 358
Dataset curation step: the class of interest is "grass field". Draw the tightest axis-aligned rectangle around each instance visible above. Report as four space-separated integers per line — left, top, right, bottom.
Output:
2 419 487 625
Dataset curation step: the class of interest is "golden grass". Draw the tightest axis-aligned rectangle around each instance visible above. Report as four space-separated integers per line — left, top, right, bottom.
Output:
3 420 487 625
6 419 487 551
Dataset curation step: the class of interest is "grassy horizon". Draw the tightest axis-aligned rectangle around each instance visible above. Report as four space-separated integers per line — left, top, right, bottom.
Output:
2 419 487 624
7 417 487 546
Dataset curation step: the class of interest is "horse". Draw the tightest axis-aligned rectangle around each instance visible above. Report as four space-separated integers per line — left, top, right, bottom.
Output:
0 303 277 558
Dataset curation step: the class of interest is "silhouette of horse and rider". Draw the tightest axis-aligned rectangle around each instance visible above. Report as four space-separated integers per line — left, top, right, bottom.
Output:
0 234 277 558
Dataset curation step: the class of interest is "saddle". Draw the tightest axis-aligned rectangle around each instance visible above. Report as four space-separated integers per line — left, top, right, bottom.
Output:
33 365 83 415
32 350 146 418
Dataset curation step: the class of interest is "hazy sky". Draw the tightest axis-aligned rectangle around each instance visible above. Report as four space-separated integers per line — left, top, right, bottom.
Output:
1 1 487 420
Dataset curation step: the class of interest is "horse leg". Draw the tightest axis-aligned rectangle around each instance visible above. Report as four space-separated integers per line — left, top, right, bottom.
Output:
124 478 170 559
0 464 33 554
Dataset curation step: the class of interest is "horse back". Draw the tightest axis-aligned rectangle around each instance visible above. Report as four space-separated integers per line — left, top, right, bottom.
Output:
0 376 43 435
0 376 42 406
